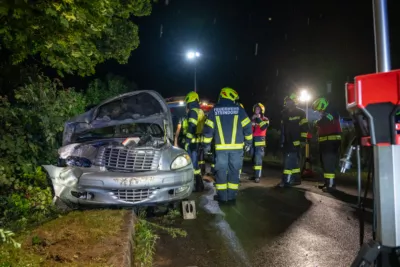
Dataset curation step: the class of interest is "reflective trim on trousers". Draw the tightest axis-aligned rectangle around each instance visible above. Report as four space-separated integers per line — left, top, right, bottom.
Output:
194 169 201 175
283 169 292 175
292 168 301 174
216 184 228 190
324 173 335 179
228 183 239 190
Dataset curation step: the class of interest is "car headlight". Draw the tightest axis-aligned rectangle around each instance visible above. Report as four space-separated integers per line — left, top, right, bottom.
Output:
65 156 92 168
171 154 191 170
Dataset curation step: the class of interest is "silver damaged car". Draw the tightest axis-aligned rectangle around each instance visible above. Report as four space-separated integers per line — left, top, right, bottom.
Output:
43 90 194 207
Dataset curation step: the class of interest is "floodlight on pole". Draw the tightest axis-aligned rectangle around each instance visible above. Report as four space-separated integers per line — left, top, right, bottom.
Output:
186 50 201 92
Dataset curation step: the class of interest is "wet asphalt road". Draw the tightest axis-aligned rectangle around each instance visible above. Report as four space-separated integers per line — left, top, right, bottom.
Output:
154 167 372 267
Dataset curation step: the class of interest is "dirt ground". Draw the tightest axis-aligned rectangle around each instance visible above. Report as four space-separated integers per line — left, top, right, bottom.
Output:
0 209 133 267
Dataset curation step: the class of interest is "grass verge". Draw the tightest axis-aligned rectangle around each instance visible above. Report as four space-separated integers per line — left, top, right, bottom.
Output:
0 209 131 267
133 210 187 267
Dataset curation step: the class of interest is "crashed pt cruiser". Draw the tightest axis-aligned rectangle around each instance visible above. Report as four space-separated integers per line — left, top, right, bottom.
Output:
43 90 194 207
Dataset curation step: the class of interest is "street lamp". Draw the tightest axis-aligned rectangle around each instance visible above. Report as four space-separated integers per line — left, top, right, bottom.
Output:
186 50 200 92
299 89 311 120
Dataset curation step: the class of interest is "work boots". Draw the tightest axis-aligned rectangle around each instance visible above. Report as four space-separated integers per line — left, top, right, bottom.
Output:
291 174 301 186
277 174 292 188
194 174 205 192
320 178 336 192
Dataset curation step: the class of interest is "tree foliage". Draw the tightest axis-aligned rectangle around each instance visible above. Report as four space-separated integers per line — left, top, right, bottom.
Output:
85 73 138 106
0 0 152 76
0 74 86 230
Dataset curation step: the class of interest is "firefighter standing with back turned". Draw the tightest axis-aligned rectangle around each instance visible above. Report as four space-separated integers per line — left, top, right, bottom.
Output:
250 103 270 183
202 87 253 203
312 97 342 192
184 91 205 192
279 93 309 187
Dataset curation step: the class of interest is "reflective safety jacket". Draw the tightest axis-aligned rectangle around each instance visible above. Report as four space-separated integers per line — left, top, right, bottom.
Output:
203 99 253 151
315 106 342 143
186 102 206 144
252 115 269 146
280 107 309 151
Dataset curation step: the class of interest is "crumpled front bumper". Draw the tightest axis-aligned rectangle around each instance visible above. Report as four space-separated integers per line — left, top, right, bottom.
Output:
43 165 194 207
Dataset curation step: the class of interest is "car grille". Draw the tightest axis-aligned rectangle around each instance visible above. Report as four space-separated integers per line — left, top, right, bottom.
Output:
111 189 155 203
100 147 160 172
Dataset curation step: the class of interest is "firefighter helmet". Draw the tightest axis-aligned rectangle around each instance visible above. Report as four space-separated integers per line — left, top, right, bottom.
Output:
253 103 265 114
220 87 239 102
283 93 298 106
185 91 199 104
312 97 329 111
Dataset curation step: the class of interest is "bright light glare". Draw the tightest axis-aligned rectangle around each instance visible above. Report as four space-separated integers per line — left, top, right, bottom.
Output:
179 101 184 106
299 89 311 102
202 102 208 106
186 51 200 59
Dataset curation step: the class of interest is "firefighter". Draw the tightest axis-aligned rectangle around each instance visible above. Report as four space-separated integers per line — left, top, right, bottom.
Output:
279 93 309 187
185 91 206 192
174 115 188 148
202 87 253 203
312 97 342 192
251 103 270 183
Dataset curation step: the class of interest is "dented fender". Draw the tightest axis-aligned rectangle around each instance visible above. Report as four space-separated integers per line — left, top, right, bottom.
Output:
42 165 82 198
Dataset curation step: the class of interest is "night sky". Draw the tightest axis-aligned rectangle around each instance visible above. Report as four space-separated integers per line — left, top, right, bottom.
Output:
69 0 400 127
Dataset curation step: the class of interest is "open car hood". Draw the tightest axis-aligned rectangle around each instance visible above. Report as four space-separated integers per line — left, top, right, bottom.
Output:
62 90 173 145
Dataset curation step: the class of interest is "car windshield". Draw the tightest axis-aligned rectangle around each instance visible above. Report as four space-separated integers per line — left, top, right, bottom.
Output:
72 123 163 142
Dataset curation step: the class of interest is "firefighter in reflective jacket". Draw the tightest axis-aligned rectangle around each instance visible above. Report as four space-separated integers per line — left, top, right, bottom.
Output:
251 103 270 183
185 91 206 192
174 116 188 148
202 88 253 203
312 97 342 192
279 93 309 187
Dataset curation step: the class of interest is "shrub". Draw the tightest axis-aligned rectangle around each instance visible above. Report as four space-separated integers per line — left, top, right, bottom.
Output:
0 75 86 230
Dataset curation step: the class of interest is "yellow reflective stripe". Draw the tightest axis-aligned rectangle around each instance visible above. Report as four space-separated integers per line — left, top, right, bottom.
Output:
293 141 300 146
253 165 262 170
283 169 292 174
231 115 238 144
194 169 201 174
189 118 198 125
318 135 341 142
186 132 194 139
289 116 300 121
215 144 244 150
245 134 253 141
205 119 214 128
216 184 228 190
239 169 242 174
191 138 201 143
292 168 301 174
254 141 265 146
203 136 213 143
299 118 308 125
185 143 188 151
198 161 205 164
301 132 308 138
228 183 239 190
324 173 335 179
241 117 251 127
259 121 269 127
215 116 225 144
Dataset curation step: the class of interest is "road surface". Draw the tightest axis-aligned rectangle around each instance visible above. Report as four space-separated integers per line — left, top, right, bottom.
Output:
154 166 373 267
